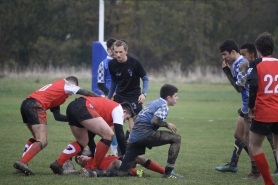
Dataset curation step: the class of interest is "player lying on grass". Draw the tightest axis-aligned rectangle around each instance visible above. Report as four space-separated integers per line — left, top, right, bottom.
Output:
61 149 183 178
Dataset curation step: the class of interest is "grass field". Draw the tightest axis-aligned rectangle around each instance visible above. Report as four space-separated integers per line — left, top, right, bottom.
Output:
0 77 277 185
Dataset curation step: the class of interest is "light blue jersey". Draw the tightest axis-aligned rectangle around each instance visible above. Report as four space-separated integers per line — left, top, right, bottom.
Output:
97 56 112 95
232 56 249 113
129 98 169 143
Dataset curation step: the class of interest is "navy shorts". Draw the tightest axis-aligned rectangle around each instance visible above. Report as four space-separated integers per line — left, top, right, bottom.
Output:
250 119 278 136
67 97 100 128
113 95 142 115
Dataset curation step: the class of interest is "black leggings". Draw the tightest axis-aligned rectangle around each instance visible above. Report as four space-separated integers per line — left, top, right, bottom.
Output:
120 130 181 172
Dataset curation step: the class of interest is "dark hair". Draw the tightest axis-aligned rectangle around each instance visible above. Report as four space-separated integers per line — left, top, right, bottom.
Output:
106 38 117 49
160 84 178 99
255 32 274 56
219 39 239 53
240 42 258 59
121 102 136 117
66 76 78 86
120 39 127 44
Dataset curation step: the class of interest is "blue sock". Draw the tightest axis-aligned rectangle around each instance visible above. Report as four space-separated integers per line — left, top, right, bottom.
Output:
110 135 118 155
229 140 242 167
111 134 118 146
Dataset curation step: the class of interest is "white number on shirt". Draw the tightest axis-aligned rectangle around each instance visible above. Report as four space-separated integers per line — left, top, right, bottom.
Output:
39 84 52 91
264 74 278 94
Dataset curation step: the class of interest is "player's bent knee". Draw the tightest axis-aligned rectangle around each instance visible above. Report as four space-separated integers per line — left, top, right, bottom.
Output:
234 133 243 141
103 130 114 141
37 140 46 149
173 134 181 144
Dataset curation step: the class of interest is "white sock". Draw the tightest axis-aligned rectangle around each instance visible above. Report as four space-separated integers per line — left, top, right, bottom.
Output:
111 145 118 156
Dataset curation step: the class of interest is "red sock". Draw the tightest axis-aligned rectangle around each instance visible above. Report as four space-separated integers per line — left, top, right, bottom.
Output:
57 141 82 165
90 140 110 169
20 142 42 164
22 138 36 157
130 168 137 176
145 160 165 174
253 153 274 185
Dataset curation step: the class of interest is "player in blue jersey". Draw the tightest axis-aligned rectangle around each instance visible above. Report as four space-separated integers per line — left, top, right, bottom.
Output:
97 38 116 97
215 40 261 179
96 38 119 156
82 84 183 178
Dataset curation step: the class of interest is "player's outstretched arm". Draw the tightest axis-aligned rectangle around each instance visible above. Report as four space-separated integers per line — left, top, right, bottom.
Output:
76 89 99 97
50 106 68 122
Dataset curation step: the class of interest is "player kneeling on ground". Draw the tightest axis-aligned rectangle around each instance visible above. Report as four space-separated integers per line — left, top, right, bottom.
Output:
82 84 182 179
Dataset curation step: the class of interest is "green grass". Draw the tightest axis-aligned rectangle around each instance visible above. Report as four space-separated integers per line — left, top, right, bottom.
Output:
0 77 277 185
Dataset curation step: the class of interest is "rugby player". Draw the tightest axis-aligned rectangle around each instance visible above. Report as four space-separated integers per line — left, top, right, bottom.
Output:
13 76 98 175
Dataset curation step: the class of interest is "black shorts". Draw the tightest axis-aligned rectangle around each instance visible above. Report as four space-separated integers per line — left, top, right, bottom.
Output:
127 130 181 155
113 95 142 114
239 111 244 118
250 119 278 136
20 98 47 125
67 97 100 128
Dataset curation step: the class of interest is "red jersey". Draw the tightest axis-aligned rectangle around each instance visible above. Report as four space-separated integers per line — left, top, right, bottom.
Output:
28 79 80 110
254 57 278 122
83 155 119 170
83 97 123 126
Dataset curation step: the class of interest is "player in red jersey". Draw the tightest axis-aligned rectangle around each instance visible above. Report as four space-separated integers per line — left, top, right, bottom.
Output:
49 97 134 175
13 76 99 176
247 32 278 185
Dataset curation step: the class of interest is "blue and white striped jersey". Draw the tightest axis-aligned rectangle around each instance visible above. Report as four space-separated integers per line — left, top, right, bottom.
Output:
232 56 249 113
129 98 169 143
97 56 113 93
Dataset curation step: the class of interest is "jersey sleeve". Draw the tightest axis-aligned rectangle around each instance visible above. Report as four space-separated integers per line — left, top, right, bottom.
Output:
135 59 147 77
247 61 259 108
111 105 124 125
236 60 248 87
97 61 105 83
64 80 81 94
154 104 168 121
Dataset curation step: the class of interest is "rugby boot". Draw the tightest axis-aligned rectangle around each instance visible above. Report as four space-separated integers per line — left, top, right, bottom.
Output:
272 168 278 176
171 171 184 178
13 161 34 176
215 162 238 173
50 160 64 175
242 173 262 180
136 169 150 177
162 173 177 179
